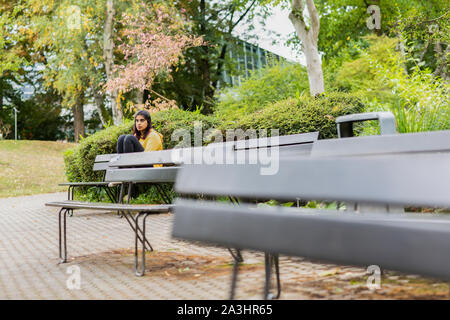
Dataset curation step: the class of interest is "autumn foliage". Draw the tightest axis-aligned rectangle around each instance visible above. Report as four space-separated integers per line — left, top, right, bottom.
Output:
105 2 204 112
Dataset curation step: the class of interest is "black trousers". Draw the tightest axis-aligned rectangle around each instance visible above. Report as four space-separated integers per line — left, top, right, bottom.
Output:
117 134 144 153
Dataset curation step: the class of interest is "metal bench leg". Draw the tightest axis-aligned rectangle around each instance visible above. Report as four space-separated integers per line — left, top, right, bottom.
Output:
103 185 117 203
264 253 272 299
121 210 153 252
264 253 281 299
58 208 68 263
127 182 133 203
67 187 74 217
229 250 242 300
227 248 243 263
134 212 150 277
117 184 125 218
226 196 244 264
273 254 281 299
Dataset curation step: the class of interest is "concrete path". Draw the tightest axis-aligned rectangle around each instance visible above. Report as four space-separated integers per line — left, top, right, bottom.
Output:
0 193 448 300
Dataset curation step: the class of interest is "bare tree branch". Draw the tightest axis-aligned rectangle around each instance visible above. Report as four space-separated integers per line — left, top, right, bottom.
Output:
231 0 258 31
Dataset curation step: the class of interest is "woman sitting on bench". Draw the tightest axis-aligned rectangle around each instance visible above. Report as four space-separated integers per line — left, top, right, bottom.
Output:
117 110 163 153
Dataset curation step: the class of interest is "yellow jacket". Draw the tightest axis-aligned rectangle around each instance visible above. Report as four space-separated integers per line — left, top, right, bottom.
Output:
139 129 163 152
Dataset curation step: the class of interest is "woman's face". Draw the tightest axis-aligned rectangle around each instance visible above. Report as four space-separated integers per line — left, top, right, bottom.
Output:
135 115 148 132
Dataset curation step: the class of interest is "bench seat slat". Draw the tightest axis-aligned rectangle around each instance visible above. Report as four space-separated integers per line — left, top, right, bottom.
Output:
173 199 450 280
58 182 112 187
46 200 174 212
175 153 450 208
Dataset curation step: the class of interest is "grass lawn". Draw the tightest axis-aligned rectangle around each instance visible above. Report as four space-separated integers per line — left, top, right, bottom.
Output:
0 140 76 198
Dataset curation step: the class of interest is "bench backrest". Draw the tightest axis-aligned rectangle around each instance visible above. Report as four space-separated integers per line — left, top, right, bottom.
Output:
92 154 118 172
103 132 319 183
209 131 318 156
336 111 397 137
107 131 319 167
311 130 450 158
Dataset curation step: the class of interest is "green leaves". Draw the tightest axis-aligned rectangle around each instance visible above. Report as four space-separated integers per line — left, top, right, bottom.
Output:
215 62 309 121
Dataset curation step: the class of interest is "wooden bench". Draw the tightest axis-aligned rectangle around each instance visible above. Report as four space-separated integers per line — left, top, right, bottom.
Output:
46 132 319 276
104 131 319 205
47 150 179 276
103 131 319 262
172 130 450 299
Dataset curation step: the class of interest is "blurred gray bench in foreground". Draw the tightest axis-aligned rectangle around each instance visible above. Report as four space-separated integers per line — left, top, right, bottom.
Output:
173 130 450 299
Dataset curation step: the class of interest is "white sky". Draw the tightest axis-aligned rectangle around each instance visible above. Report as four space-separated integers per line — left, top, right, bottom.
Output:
233 4 306 65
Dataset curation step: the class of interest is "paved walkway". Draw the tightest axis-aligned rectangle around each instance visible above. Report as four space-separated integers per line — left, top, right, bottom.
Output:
0 193 448 300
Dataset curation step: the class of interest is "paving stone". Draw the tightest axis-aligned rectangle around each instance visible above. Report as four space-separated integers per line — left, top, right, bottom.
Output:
0 192 448 300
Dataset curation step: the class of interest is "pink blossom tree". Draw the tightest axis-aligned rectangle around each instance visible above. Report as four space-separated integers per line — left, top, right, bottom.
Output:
105 2 203 113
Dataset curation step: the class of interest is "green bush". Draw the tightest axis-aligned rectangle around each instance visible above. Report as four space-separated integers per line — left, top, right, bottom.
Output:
64 121 133 183
329 35 450 133
233 92 365 139
215 62 309 121
151 108 221 149
64 92 365 202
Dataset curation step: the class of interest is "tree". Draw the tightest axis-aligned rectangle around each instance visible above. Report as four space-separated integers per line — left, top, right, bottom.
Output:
24 0 140 138
0 2 31 114
288 0 324 95
313 0 448 75
105 1 204 112
152 0 266 113
24 0 104 140
104 0 122 124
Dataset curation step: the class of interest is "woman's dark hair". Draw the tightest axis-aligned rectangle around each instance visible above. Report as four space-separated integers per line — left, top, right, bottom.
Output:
133 110 152 140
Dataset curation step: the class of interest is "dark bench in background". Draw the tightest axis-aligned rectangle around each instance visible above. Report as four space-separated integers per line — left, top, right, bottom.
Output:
46 131 319 276
59 154 120 212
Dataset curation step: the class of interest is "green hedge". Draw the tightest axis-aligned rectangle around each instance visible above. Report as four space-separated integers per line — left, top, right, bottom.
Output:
65 92 365 183
215 62 309 121
151 108 221 149
64 92 365 202
64 121 133 183
232 92 365 139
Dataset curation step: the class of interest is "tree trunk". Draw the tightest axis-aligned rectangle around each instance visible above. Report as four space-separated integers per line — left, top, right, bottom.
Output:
434 44 449 81
199 0 214 114
93 89 108 127
302 35 325 96
289 0 324 96
135 90 144 106
104 0 123 124
73 95 85 142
